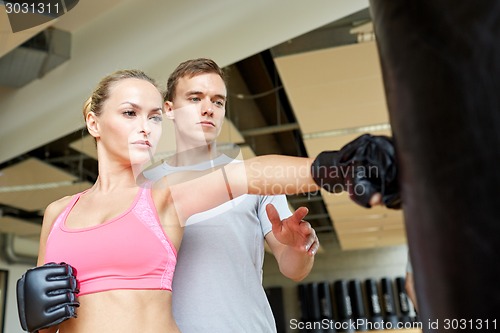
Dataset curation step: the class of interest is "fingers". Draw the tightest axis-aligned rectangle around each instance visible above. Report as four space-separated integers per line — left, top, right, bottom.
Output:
298 219 313 234
299 221 317 254
292 206 309 223
266 204 309 226
305 231 319 256
265 203 280 225
267 204 287 237
268 203 320 254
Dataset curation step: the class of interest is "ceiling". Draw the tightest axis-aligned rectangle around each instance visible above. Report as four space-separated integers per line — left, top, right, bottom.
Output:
0 0 406 259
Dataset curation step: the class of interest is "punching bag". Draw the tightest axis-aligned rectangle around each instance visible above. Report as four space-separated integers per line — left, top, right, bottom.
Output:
369 0 500 329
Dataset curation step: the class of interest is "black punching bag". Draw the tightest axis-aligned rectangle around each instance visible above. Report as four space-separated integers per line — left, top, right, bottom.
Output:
369 0 500 328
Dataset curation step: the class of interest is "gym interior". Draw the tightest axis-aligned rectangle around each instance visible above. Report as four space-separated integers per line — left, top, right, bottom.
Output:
2 1 497 332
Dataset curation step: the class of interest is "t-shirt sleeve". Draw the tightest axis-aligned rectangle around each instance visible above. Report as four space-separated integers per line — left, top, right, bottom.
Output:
258 194 293 236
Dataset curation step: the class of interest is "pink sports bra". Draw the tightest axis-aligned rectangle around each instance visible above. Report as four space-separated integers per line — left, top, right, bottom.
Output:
44 186 177 296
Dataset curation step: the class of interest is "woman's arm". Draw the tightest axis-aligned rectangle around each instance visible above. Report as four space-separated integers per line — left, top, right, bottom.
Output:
165 134 399 224
242 155 318 195
166 155 319 224
38 200 69 333
37 199 65 265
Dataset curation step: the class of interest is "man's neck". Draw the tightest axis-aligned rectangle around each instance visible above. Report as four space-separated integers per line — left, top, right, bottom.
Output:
172 142 221 167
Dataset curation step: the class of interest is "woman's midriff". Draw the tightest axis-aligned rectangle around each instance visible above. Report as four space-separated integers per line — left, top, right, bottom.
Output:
58 289 179 333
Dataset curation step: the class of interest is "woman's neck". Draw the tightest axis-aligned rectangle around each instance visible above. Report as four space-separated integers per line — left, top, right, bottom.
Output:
94 160 143 192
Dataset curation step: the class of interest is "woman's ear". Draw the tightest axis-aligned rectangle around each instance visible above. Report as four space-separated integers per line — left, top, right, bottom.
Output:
164 101 175 120
86 111 100 138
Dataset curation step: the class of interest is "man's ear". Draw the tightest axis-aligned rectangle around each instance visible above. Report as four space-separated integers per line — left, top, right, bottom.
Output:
86 111 100 138
164 101 175 120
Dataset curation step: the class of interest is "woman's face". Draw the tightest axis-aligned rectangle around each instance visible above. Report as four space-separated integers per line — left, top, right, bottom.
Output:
93 78 164 166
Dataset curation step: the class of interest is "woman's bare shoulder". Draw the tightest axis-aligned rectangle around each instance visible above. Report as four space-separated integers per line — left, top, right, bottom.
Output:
41 194 77 228
46 195 73 214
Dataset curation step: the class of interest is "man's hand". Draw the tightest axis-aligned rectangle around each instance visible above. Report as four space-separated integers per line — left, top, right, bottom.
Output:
266 204 319 256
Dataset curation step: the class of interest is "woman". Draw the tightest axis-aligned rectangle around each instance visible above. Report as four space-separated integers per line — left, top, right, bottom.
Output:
32 69 386 333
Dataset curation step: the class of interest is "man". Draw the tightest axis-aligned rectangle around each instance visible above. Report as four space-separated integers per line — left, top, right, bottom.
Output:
147 58 319 332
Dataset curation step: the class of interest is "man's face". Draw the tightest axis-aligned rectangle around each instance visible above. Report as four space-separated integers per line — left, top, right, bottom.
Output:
166 73 226 145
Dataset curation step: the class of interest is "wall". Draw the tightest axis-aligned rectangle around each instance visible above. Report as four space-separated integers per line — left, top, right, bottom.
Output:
263 233 410 333
0 259 33 333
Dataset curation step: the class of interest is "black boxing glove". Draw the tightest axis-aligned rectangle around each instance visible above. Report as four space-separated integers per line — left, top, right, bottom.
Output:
311 134 401 209
17 262 79 333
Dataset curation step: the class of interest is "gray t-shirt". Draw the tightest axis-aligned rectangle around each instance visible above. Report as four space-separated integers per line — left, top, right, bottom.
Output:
145 154 292 332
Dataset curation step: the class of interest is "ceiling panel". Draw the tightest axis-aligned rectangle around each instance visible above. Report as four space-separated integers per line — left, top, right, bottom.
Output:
326 192 406 250
0 6 55 58
302 129 392 162
68 134 97 159
274 41 388 134
240 146 256 160
339 231 407 250
274 38 401 250
0 157 76 185
0 182 92 212
0 216 41 237
0 157 92 211
52 0 125 33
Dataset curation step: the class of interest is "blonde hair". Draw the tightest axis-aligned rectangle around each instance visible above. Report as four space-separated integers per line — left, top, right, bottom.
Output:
83 69 159 121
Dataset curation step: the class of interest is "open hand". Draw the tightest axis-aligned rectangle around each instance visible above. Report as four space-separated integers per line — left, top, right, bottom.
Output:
266 204 319 256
